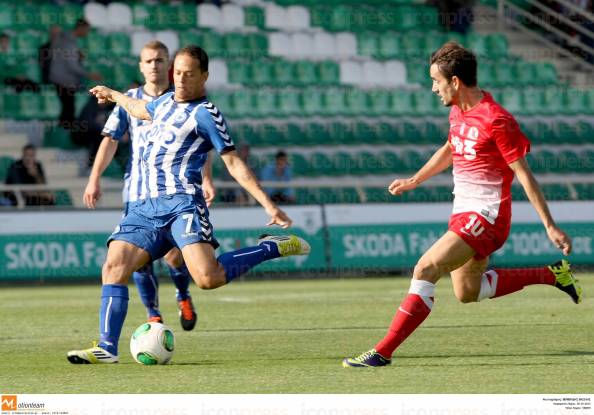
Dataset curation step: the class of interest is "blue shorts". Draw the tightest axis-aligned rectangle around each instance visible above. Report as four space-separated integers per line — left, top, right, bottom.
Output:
108 194 219 260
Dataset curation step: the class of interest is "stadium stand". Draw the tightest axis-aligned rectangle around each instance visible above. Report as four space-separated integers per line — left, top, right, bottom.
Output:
0 0 593 208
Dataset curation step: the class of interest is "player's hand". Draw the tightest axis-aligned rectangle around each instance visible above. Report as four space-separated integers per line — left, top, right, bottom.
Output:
388 177 418 195
202 179 216 207
83 180 101 209
546 225 572 255
89 86 114 105
266 206 292 229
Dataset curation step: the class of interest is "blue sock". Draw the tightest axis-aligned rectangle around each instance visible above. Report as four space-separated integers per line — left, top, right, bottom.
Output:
98 284 129 356
132 263 161 319
217 242 280 283
168 264 192 301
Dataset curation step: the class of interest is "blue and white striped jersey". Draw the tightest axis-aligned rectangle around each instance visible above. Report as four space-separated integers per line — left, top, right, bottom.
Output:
142 92 234 199
102 86 174 203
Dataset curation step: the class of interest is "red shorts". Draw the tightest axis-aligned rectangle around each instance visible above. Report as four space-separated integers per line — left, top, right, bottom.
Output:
448 211 511 260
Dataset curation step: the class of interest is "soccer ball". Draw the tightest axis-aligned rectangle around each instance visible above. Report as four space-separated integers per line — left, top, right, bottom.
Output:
130 322 175 365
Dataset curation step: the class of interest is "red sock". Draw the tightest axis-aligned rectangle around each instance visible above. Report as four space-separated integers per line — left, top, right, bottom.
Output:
479 267 555 300
374 293 433 358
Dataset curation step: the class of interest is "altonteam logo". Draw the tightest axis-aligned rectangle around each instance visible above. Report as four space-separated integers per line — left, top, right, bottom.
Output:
1 395 17 411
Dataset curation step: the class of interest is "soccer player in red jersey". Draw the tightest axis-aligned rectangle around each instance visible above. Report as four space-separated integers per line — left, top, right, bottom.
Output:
343 42 583 368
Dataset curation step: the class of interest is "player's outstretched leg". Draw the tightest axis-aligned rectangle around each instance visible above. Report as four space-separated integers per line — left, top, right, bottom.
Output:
168 264 197 331
476 260 582 304
216 234 310 284
133 263 163 323
343 279 435 368
67 284 129 364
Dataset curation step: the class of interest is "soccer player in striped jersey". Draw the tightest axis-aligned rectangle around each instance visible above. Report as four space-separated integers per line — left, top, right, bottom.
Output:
83 41 207 331
343 42 582 368
67 45 309 364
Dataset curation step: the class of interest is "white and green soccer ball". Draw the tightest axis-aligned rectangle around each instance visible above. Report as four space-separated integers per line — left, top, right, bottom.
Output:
130 322 175 365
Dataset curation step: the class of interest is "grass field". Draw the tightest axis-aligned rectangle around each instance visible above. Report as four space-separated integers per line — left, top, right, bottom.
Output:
1 275 593 394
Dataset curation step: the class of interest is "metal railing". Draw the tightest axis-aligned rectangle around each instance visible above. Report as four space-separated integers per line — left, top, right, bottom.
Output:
498 0 594 70
1 172 594 209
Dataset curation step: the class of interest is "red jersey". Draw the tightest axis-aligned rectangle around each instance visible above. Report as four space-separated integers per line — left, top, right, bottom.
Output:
448 91 530 224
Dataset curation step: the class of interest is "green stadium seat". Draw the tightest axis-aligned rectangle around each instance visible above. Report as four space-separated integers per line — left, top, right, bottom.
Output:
272 60 295 85
253 90 276 118
0 156 14 182
493 64 515 87
108 32 131 57
576 122 594 144
401 33 424 60
401 149 426 171
406 61 430 85
389 90 414 116
378 152 402 174
39 4 60 28
328 5 353 32
0 5 11 30
378 33 403 59
244 7 265 29
522 88 546 115
333 152 357 175
575 183 594 200
62 4 83 26
295 61 318 85
511 185 529 201
365 187 392 203
43 126 76 150
179 30 202 47
18 92 41 120
201 32 224 58
41 89 60 120
284 123 304 145
356 152 380 175
411 90 435 116
300 88 325 117
542 184 570 200
257 123 281 146
309 152 332 176
132 3 154 26
322 88 348 116
353 121 379 144
230 90 252 118
344 89 369 115
291 153 311 177
277 89 301 116
54 189 73 206
500 88 522 114
83 31 107 59
558 150 581 174
328 121 355 145
251 60 274 85
368 90 391 116
151 4 195 30
376 122 396 144
487 34 508 59
223 33 246 59
318 61 340 85
227 60 251 84
13 31 42 58
245 33 268 58
357 32 378 57
302 122 328 145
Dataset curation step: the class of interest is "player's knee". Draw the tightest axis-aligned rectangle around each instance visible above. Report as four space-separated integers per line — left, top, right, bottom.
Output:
413 261 439 281
164 248 183 268
194 274 220 290
454 289 478 304
102 259 129 284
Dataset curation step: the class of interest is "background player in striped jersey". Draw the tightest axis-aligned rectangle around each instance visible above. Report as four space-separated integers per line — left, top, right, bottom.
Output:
67 45 310 364
83 41 210 331
343 42 582 368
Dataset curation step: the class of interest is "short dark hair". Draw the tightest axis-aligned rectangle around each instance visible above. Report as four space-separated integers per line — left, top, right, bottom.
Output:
275 150 287 159
430 41 477 87
175 45 208 72
23 144 35 152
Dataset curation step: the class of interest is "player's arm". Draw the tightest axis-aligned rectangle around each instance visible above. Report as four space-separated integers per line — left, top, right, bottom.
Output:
83 136 119 209
202 151 216 207
221 150 292 228
89 86 151 120
509 158 571 255
389 141 452 195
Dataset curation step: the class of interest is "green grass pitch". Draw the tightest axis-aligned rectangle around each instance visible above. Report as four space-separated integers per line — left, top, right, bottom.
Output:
1 275 593 393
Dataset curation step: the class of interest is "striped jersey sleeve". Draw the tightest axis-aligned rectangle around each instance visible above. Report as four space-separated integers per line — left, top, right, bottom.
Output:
102 91 133 140
195 102 235 154
146 91 174 118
